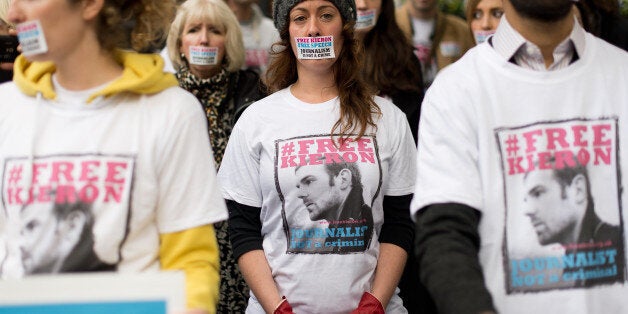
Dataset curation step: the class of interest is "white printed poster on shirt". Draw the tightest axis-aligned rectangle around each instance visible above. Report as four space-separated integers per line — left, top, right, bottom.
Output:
189 46 219 65
0 154 135 276
274 135 381 254
245 49 269 68
495 118 625 293
295 36 335 60
16 20 48 56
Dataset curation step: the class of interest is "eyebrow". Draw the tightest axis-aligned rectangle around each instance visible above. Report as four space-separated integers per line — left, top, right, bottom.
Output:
527 185 545 195
291 4 337 15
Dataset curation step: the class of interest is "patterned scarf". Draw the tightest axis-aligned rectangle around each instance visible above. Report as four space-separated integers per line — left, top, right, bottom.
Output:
176 66 237 166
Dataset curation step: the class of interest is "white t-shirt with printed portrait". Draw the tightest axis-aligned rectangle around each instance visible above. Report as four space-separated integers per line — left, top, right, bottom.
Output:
218 87 416 314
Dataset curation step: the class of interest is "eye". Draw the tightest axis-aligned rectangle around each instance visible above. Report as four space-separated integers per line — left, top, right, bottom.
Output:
492 9 504 19
186 26 199 34
473 10 482 20
25 220 38 232
528 187 545 198
292 15 307 23
321 13 334 21
209 26 223 35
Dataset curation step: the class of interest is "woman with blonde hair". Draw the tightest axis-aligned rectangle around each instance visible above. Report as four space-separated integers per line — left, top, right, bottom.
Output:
166 0 265 312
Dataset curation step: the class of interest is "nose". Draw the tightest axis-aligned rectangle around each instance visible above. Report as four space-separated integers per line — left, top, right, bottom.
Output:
198 28 209 46
7 0 23 25
355 0 367 10
306 18 321 37
296 186 307 199
480 14 492 30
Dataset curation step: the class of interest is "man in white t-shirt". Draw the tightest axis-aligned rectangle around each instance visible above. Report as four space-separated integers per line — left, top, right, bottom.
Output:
412 0 628 313
225 0 279 75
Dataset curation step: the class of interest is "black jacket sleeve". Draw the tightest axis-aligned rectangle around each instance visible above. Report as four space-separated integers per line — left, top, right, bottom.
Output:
379 194 414 253
415 203 496 314
227 199 263 261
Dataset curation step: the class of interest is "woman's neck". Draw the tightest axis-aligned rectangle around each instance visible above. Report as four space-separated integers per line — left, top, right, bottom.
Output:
54 44 123 91
291 65 338 103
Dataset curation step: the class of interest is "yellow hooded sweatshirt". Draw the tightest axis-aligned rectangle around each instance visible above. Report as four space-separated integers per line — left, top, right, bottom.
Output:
12 51 220 314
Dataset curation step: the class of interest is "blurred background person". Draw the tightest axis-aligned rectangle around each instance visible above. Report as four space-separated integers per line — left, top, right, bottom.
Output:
354 0 424 144
396 0 474 89
574 0 628 51
3 0 227 313
0 0 15 83
354 2 430 310
224 0 279 75
465 0 504 45
167 0 265 312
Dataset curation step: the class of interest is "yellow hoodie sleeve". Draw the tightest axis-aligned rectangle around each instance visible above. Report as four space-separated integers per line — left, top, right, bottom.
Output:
160 224 220 314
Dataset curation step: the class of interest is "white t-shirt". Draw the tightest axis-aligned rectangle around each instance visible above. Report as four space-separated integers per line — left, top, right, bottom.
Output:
0 82 227 277
411 17 438 88
218 87 416 314
413 33 628 313
240 6 280 75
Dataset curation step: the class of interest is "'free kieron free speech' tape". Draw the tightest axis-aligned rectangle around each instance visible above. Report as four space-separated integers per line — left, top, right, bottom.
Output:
189 46 219 65
16 20 48 56
356 9 377 30
295 36 335 60
473 30 495 44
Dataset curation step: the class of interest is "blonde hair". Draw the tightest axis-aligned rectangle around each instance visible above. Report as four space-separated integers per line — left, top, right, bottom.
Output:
0 0 13 28
166 0 245 72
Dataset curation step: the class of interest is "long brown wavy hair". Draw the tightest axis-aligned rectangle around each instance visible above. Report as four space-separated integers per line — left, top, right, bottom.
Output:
265 12 381 141
361 0 423 96
69 0 176 52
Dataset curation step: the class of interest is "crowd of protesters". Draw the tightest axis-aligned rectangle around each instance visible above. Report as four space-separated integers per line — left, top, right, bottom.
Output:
0 0 627 314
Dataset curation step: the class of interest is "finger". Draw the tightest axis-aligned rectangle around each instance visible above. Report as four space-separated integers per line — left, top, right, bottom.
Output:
0 62 14 71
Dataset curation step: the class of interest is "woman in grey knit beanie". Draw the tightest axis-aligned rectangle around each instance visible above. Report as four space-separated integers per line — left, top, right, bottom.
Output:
221 1 414 314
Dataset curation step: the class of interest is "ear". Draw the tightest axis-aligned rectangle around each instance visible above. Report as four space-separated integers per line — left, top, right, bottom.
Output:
337 168 352 190
81 0 105 21
570 174 587 205
60 211 87 243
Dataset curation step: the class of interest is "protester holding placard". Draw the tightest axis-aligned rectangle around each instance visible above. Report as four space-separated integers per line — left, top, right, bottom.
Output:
218 0 416 313
166 0 265 312
0 1 227 313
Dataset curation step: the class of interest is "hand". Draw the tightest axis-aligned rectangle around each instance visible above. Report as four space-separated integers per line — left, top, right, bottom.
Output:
350 292 385 314
0 62 12 71
274 296 295 314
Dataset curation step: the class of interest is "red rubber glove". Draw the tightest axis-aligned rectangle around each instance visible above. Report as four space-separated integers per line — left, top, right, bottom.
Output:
350 292 385 314
274 296 295 314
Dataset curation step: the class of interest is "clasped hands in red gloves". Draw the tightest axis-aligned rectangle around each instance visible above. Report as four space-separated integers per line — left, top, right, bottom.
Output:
273 292 384 314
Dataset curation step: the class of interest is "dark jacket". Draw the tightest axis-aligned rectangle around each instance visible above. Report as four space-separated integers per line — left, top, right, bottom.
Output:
227 69 266 126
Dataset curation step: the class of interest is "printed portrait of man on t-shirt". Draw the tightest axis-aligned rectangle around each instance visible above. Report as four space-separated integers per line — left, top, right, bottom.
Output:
497 118 625 293
275 135 379 254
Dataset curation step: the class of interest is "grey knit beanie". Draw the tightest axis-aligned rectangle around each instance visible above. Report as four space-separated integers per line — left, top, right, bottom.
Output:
272 0 357 32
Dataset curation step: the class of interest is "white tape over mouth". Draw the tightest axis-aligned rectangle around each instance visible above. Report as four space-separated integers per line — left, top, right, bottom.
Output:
295 36 335 60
